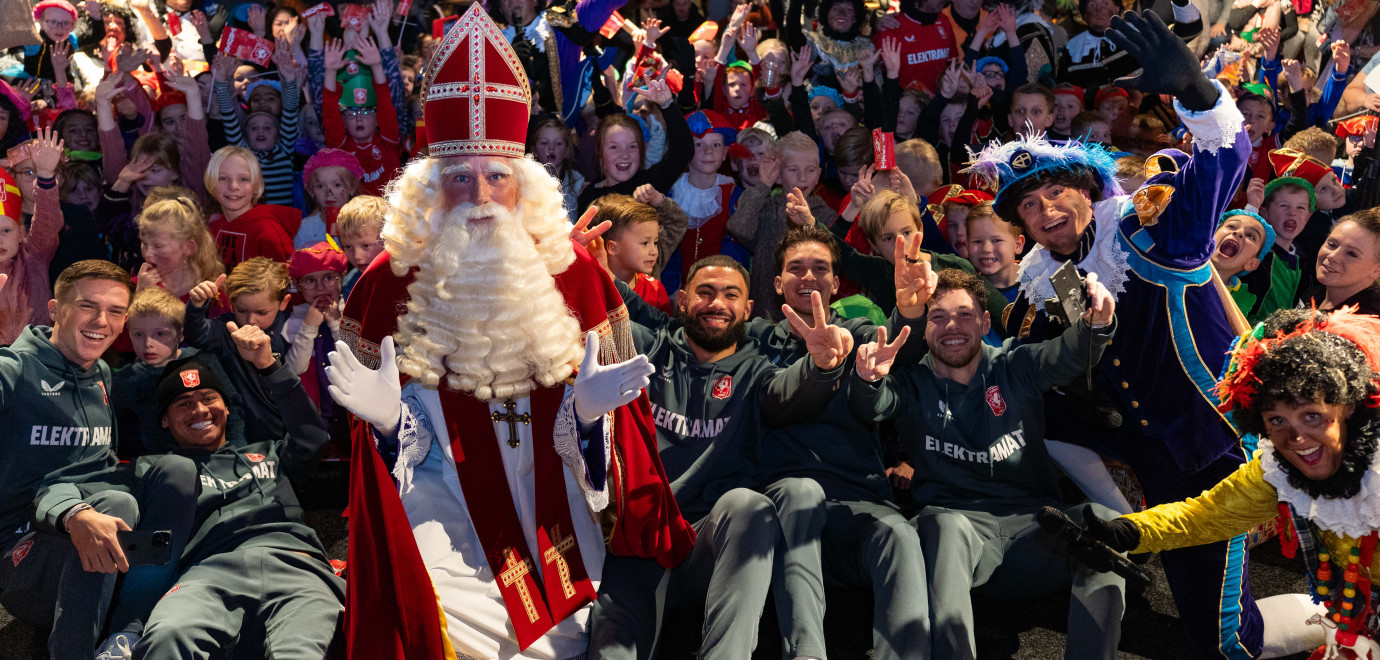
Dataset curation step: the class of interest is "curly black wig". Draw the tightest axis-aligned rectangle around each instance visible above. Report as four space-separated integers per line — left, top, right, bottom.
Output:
992 167 1106 230
1233 321 1380 499
101 3 140 44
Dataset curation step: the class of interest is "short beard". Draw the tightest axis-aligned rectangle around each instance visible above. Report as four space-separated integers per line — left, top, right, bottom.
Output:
1274 410 1380 500
931 341 981 370
681 309 747 354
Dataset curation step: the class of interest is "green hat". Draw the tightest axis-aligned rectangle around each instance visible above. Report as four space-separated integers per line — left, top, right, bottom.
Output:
339 72 376 109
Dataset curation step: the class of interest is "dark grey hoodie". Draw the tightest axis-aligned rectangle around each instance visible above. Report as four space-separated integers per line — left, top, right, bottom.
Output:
631 317 842 521
0 326 120 535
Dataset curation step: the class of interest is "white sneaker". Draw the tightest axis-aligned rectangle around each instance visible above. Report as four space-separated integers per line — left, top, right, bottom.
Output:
94 632 138 660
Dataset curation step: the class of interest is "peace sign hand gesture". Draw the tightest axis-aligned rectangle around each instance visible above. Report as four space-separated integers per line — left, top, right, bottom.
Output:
783 291 856 370
855 324 911 382
894 233 938 319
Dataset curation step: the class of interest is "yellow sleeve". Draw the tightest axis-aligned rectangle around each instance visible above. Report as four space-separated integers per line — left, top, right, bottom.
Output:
1125 458 1281 554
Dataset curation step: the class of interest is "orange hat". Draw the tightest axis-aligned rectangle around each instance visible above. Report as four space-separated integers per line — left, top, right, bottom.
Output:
1336 115 1378 139
1267 148 1331 188
0 169 21 221
422 4 531 158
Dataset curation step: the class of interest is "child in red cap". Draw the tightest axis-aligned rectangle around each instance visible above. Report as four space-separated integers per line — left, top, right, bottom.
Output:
0 130 65 345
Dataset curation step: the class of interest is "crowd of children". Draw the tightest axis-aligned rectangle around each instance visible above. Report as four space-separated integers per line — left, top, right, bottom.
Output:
1 0 1379 655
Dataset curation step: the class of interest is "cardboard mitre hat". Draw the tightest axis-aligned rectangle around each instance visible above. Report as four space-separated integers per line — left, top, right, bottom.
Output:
423 4 531 158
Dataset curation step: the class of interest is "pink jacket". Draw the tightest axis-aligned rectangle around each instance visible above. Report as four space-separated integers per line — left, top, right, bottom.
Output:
0 179 62 345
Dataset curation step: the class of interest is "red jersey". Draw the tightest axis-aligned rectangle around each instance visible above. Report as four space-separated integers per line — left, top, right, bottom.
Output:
632 273 672 315
208 204 300 268
1247 134 1281 184
874 13 958 94
325 81 403 197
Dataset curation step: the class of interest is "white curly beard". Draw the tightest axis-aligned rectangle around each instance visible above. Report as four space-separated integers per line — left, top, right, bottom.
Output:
386 157 584 401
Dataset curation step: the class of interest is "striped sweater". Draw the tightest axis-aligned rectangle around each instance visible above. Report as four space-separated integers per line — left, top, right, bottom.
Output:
216 78 301 207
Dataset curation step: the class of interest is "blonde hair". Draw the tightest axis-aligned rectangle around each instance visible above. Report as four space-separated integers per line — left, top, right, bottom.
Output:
776 131 819 163
337 195 388 238
858 190 921 243
129 287 186 332
226 256 290 302
896 139 942 195
144 185 202 210
137 198 225 283
736 127 778 158
203 146 264 212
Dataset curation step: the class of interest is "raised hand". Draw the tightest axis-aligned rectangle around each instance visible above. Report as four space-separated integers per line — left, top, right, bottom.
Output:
571 206 612 247
838 64 862 95
327 336 403 436
631 77 674 107
757 154 781 187
574 331 654 423
31 126 65 179
113 153 156 193
115 45 150 73
1246 177 1265 208
876 12 900 31
642 18 665 45
785 187 816 226
187 274 226 308
353 36 383 67
247 3 267 36
50 39 72 74
189 10 213 42
633 183 665 206
995 4 1018 39
1082 271 1116 328
323 38 347 72
272 36 295 71
855 324 911 381
1332 40 1351 74
1106 10 1219 111
789 44 814 87
226 321 276 369
739 22 759 53
886 166 916 201
306 10 327 43
939 59 962 99
851 164 877 208
894 233 938 319
971 72 994 107
1257 25 1280 61
880 37 901 79
782 291 855 370
1281 59 1303 93
211 52 239 81
163 65 198 96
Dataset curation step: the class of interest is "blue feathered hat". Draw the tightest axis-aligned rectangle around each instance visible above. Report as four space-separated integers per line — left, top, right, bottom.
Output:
964 132 1124 216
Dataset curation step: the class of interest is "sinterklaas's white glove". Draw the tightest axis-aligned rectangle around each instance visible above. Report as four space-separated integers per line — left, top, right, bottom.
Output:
574 331 653 424
326 335 403 437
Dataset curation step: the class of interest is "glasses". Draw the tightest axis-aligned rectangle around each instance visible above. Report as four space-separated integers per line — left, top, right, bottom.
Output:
43 19 74 29
981 70 1004 79
343 108 376 118
301 273 341 287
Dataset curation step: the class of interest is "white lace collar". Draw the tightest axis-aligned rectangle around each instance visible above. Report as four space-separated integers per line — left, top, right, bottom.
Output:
1259 439 1380 539
500 16 550 52
1016 197 1131 306
670 174 733 227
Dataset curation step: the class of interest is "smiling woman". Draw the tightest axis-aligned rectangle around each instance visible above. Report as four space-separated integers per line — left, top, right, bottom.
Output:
1083 307 1380 654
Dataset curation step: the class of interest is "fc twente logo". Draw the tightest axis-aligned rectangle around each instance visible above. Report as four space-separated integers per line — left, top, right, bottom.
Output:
40 380 65 397
711 375 733 400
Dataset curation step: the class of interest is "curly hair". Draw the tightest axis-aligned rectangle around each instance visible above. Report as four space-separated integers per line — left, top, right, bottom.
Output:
101 4 139 44
1233 313 1380 499
993 167 1106 229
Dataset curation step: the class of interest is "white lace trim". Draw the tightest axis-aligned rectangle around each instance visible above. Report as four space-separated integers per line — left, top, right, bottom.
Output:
1175 80 1245 157
499 17 551 52
1065 30 1113 64
1017 197 1132 306
670 174 732 228
553 385 612 513
393 397 435 496
1258 438 1380 539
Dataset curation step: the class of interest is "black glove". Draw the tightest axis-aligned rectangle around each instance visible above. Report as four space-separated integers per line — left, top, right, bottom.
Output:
1081 507 1141 553
1106 10 1219 112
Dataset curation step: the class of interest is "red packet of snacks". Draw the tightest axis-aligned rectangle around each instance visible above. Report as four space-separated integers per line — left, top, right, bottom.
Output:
340 4 370 32
166 12 183 36
599 11 628 38
302 2 336 19
873 128 896 170
219 27 274 66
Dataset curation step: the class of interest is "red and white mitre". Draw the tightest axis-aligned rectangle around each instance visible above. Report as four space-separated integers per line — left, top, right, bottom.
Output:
423 3 532 158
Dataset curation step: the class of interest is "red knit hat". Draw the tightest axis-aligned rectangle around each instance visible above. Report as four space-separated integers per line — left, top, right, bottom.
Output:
289 241 348 279
1267 148 1331 188
422 4 531 158
152 90 187 116
33 0 78 22
1093 86 1129 107
0 170 21 221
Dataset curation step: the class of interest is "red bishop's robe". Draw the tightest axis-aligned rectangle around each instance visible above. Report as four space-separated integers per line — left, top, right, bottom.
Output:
339 242 696 659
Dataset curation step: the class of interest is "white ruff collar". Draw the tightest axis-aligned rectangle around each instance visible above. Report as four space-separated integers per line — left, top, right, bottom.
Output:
500 16 550 51
670 174 732 227
1016 197 1131 306
1259 439 1380 539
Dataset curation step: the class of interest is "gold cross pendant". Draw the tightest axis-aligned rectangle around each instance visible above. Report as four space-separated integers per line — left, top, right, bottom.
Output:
491 399 532 448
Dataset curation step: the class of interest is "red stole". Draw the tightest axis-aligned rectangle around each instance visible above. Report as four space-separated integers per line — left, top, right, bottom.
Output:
677 182 736 281
440 385 598 650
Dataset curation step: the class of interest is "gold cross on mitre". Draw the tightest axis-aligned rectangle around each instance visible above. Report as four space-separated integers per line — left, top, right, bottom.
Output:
491 399 531 448
499 547 540 623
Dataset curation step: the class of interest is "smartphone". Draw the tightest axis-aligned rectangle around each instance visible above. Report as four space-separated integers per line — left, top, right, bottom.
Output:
117 530 173 566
